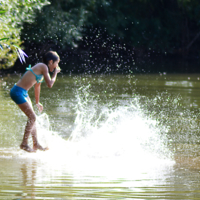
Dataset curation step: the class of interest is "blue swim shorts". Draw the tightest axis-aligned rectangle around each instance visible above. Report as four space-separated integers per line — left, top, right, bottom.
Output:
10 85 29 105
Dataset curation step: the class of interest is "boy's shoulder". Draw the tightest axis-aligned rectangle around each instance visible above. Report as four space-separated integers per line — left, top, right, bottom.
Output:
35 63 48 69
37 62 47 67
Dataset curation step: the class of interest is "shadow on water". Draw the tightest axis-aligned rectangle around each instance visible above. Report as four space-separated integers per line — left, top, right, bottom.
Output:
1 73 200 199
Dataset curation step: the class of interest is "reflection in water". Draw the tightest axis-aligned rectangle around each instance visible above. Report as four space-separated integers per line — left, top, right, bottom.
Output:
0 155 176 200
21 160 37 199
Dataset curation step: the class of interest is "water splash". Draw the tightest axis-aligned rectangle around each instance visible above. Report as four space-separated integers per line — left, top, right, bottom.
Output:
26 85 172 162
27 89 174 177
66 86 172 161
1 85 175 168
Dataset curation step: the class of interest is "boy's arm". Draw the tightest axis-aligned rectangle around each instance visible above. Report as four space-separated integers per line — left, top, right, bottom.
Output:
43 65 60 88
35 83 43 112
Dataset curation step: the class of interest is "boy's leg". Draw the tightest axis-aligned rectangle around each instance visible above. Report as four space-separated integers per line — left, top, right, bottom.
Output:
25 97 40 149
18 101 37 152
31 124 49 151
19 97 48 152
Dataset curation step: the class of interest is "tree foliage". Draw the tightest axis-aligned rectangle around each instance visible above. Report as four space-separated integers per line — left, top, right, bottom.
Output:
21 0 200 56
0 0 49 69
85 0 200 54
3 0 200 71
21 0 108 49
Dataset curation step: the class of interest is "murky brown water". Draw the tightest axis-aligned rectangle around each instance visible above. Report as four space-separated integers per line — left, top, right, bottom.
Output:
1 73 200 199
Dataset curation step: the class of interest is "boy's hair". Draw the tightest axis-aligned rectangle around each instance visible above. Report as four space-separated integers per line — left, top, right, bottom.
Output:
43 51 60 65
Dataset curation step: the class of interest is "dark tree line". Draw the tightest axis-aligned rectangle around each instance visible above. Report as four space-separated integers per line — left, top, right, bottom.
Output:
3 0 200 73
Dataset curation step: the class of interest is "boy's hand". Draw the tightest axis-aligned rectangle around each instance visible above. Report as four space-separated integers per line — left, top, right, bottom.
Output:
36 103 43 113
55 66 61 73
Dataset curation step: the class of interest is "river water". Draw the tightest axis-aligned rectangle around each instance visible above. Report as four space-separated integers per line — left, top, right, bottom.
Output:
0 73 200 199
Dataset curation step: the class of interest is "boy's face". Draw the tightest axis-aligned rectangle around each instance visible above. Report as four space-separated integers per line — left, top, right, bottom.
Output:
49 60 60 72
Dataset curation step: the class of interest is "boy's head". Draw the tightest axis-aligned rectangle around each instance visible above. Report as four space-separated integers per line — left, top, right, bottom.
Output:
43 51 60 66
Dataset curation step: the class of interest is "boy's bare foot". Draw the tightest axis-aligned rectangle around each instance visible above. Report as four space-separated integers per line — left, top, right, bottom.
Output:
33 144 49 151
20 144 36 153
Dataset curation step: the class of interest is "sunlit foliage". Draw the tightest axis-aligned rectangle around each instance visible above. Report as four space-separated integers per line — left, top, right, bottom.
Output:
0 0 49 69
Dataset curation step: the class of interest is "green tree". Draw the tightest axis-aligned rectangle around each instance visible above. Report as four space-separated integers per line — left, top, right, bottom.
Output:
18 0 200 74
0 0 49 69
21 0 105 49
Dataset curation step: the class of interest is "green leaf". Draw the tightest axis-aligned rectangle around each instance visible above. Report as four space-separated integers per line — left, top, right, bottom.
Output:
0 38 9 42
12 44 20 49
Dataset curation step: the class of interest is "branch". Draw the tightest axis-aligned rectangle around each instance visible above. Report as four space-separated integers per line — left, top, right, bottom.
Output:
186 30 200 50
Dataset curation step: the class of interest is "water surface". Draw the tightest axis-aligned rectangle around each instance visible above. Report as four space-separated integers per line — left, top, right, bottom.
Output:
1 73 200 199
